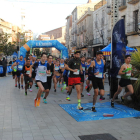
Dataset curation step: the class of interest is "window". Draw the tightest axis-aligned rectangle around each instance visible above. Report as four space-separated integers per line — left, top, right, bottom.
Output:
134 10 138 31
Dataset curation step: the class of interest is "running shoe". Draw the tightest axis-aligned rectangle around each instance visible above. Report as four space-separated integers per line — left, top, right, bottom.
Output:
81 93 84 97
29 89 33 92
111 100 114 107
25 91 27 96
21 85 24 89
54 89 56 92
91 107 97 112
18 83 20 89
43 98 47 104
86 93 91 96
37 98 41 107
34 99 37 107
41 93 44 97
85 86 88 89
66 96 71 101
77 105 83 110
36 87 39 89
100 96 105 100
121 96 125 103
15 84 17 87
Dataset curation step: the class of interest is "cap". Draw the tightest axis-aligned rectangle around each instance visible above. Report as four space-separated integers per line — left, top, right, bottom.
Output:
74 50 81 54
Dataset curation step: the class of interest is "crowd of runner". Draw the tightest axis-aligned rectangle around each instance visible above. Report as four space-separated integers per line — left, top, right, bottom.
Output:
11 50 134 111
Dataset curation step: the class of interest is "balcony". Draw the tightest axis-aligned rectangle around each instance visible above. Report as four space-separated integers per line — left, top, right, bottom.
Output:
93 38 102 45
119 0 127 11
95 21 98 28
126 21 140 35
71 29 74 35
107 5 111 15
101 18 104 26
107 29 111 39
128 0 139 4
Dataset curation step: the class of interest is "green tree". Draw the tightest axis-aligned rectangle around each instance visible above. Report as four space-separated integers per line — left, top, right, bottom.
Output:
34 48 41 57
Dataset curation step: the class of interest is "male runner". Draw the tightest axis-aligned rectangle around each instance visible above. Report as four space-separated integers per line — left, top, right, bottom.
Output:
12 55 25 89
22 58 32 95
80 56 86 97
60 59 65 84
89 51 105 112
32 53 50 107
43 55 54 104
65 50 83 110
111 55 134 107
11 58 17 87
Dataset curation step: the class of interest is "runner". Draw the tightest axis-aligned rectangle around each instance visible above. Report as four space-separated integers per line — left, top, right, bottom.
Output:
12 55 25 89
11 58 17 87
80 56 86 97
89 51 105 112
60 59 65 84
111 55 134 107
22 58 32 95
65 50 83 110
32 52 50 107
53 60 61 92
43 55 54 103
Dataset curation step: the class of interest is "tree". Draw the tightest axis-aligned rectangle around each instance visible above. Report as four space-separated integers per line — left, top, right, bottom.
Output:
0 33 16 55
34 48 41 57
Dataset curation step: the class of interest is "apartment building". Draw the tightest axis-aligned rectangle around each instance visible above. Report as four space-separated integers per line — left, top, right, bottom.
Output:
71 0 101 48
25 30 33 41
37 35 50 40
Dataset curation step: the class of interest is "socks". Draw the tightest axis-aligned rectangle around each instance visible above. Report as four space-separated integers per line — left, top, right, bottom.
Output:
78 99 81 106
93 105 95 108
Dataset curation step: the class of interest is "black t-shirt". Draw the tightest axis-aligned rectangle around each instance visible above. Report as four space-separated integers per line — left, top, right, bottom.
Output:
68 58 81 78
47 63 54 80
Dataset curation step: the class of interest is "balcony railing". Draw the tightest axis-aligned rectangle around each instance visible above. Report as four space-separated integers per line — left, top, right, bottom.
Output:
107 5 111 15
126 21 140 35
119 0 127 11
93 38 102 45
128 0 139 4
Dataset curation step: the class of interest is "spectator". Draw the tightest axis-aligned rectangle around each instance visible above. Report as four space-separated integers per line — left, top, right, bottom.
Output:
2 57 7 76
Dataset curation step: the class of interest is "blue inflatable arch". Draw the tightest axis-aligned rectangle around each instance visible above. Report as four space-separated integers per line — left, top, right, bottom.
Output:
20 40 68 59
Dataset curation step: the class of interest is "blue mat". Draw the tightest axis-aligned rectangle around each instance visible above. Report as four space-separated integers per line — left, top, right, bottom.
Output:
59 102 140 122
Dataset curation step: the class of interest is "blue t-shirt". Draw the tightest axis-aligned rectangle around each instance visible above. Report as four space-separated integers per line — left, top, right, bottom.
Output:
81 62 86 75
16 59 25 71
63 69 69 77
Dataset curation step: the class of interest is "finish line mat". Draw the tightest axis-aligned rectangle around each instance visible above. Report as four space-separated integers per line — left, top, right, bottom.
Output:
59 102 140 122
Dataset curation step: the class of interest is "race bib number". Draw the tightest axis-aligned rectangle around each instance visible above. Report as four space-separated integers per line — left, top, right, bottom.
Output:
60 64 64 68
95 73 102 78
82 67 85 71
74 70 79 75
126 73 131 76
55 67 59 71
39 71 46 76
26 71 30 75
18 65 23 69
47 72 52 77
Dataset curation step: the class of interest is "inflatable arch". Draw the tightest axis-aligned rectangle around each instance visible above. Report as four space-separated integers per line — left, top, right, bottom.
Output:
20 40 68 59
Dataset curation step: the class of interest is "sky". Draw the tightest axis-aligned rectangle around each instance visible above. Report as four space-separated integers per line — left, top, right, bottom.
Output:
0 0 99 36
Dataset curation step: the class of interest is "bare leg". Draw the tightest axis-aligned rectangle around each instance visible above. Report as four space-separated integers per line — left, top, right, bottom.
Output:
80 82 84 94
112 86 123 101
93 89 98 106
44 89 50 98
76 84 81 100
36 82 44 99
21 74 24 85
123 85 134 98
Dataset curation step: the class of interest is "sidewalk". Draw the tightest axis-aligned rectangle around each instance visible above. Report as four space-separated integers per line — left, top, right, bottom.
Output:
0 76 140 140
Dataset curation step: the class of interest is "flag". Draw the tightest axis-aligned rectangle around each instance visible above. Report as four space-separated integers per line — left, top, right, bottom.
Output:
110 19 126 77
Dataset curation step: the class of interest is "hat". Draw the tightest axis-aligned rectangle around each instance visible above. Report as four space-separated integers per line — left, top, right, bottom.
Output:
74 50 81 54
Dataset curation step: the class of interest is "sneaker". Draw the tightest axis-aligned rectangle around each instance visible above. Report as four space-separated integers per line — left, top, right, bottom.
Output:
34 99 37 107
86 93 91 96
85 86 88 89
25 91 27 96
54 89 56 92
15 84 17 87
66 96 71 101
37 98 41 107
92 107 97 112
111 100 114 107
18 83 20 89
36 87 39 89
81 93 84 97
43 98 47 104
77 105 83 110
29 89 33 92
100 96 105 100
41 94 44 97
121 96 124 103
21 85 24 89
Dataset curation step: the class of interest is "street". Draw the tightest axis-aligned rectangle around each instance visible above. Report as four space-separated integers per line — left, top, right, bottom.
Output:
0 76 140 140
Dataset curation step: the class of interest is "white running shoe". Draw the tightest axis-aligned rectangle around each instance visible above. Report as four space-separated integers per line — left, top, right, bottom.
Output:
29 89 33 92
86 92 91 96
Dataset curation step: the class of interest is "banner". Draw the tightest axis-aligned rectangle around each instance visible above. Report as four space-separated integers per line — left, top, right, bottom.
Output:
7 65 12 73
110 19 126 77
0 66 3 74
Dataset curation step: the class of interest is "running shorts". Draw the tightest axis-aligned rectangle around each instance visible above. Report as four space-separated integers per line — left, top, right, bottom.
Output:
80 75 84 83
36 80 49 90
92 77 104 90
24 76 33 84
12 71 17 77
119 78 131 87
64 76 68 86
32 71 36 79
68 77 81 86
17 71 23 77
47 77 52 90
88 75 93 81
